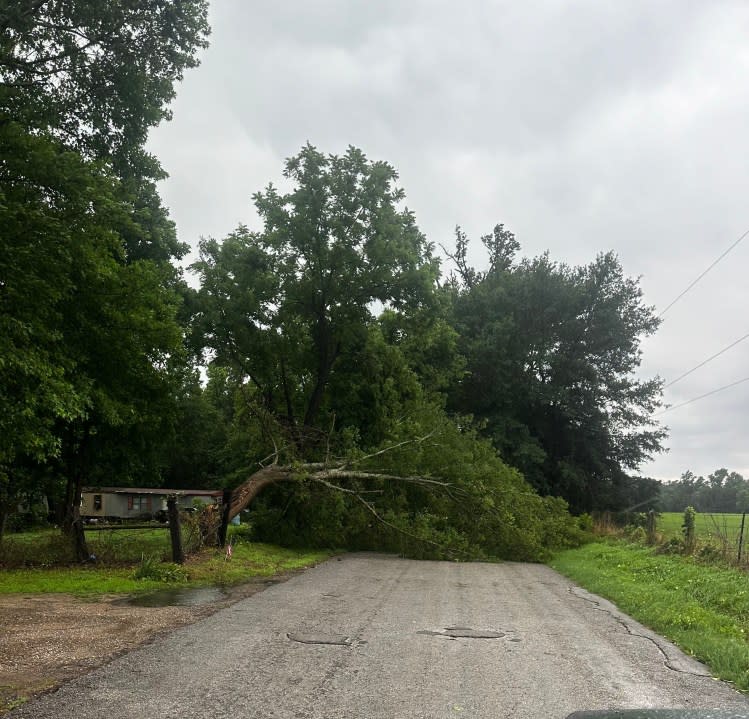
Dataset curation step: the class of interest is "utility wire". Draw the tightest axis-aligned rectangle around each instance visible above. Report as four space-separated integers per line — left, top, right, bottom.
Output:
657 375 749 416
658 226 749 318
664 330 749 389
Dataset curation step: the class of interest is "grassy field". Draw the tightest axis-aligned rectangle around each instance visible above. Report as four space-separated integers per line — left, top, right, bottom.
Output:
658 512 748 544
551 541 749 691
0 526 332 596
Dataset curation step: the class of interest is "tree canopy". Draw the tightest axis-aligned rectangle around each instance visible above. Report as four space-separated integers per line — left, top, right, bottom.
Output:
0 1 210 551
1 0 209 173
659 469 749 513
192 144 440 449
446 226 666 512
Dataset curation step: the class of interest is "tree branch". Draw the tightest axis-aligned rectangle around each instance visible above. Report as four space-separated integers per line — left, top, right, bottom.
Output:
341 432 437 469
310 467 450 488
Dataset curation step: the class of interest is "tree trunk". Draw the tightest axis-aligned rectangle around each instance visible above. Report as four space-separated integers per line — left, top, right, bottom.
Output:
226 465 296 522
302 319 339 431
61 429 91 562
71 509 89 562
0 503 7 546
218 488 232 548
221 460 440 529
63 477 90 561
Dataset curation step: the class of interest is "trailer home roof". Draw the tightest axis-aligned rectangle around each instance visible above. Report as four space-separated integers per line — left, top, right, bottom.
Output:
82 487 223 496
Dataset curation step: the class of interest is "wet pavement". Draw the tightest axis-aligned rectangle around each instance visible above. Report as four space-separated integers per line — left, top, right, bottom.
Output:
10 555 749 719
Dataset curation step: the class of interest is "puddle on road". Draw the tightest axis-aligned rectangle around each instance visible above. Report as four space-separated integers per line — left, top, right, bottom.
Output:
126 586 228 607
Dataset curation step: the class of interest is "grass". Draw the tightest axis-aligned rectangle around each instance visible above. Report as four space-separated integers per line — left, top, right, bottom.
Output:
551 540 749 691
1 526 182 565
185 541 332 586
0 526 332 596
659 512 748 545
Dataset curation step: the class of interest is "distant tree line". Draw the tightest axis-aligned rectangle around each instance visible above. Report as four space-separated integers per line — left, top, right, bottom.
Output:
657 469 749 514
1 2 668 560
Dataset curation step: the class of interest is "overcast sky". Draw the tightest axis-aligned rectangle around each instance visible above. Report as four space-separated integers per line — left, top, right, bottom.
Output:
147 0 749 483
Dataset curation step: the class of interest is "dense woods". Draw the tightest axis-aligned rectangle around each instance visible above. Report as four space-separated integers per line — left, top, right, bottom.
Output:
1 2 670 560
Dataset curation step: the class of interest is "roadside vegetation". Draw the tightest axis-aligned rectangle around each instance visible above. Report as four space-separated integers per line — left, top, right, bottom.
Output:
552 509 749 692
0 526 330 596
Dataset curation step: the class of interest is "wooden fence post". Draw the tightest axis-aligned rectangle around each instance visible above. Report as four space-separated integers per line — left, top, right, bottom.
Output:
646 509 657 545
167 495 184 565
739 512 746 564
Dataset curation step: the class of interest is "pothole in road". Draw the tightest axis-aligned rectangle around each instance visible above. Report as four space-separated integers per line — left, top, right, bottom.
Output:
287 633 353 646
417 627 505 640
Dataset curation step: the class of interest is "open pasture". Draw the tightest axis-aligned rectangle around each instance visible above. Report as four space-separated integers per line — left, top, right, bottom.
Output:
658 511 748 551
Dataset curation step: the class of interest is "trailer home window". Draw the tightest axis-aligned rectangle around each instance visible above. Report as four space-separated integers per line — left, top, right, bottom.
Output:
128 496 151 511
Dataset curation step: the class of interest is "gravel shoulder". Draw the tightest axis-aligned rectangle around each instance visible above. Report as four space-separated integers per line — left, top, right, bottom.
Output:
0 575 292 713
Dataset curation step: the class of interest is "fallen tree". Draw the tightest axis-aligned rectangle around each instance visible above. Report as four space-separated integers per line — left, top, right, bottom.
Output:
201 420 589 561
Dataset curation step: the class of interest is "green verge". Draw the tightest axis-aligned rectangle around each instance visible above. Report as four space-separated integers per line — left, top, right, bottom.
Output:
0 540 332 596
550 541 749 691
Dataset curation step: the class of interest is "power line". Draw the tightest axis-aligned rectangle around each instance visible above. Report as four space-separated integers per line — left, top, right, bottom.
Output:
658 226 749 318
664 330 749 389
657 375 749 416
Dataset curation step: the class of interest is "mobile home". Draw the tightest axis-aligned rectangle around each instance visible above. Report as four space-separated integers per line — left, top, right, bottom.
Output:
81 487 222 522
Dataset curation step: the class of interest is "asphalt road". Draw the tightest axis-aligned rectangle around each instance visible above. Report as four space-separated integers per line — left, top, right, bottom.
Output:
11 555 749 719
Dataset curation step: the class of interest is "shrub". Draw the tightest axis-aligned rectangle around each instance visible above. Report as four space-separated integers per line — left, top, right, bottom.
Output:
133 554 188 582
697 544 725 564
577 513 594 532
656 537 684 555
682 506 697 554
625 526 648 544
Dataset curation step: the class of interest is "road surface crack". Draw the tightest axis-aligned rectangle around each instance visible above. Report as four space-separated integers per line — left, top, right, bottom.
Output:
568 587 712 679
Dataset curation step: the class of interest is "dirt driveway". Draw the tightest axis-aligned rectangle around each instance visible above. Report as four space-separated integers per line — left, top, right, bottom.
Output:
0 577 288 713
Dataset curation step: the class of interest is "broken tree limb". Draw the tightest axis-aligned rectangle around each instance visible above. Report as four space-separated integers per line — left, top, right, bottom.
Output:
223 462 449 522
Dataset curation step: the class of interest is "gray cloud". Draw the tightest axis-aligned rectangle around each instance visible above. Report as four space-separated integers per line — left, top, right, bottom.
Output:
148 0 749 481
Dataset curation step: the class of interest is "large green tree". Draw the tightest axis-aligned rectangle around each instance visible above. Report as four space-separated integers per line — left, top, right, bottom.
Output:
0 1 209 550
1 0 209 170
0 125 95 538
447 226 666 512
193 144 440 450
0 121 188 548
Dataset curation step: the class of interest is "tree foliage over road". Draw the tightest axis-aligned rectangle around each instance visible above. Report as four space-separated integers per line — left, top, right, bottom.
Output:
1 2 667 560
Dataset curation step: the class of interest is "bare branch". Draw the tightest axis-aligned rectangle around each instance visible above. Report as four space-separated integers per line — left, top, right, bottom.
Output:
341 431 437 468
310 467 451 488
